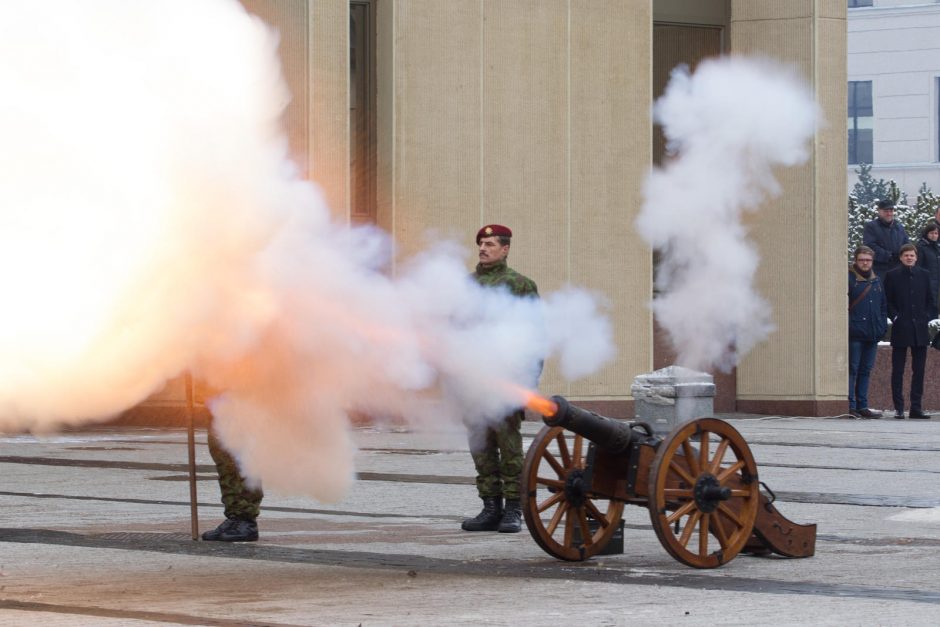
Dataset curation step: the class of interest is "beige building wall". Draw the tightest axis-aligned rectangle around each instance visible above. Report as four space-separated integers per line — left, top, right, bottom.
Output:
378 0 652 412
129 0 848 423
730 0 848 414
569 1 653 403
308 0 350 222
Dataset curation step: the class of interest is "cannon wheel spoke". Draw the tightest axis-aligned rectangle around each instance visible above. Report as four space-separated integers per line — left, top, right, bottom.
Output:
555 432 571 467
572 435 584 469
647 418 759 569
542 449 566 479
711 510 731 549
521 425 624 562
535 476 565 491
537 490 565 514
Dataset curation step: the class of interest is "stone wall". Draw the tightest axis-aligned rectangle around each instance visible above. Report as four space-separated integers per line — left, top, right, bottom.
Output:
866 345 940 412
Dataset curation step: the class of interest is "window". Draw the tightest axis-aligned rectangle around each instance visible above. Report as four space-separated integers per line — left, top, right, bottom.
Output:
848 81 873 165
848 0 873 8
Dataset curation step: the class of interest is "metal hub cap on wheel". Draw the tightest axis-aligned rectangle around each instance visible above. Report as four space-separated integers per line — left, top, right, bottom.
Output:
693 473 731 513
564 469 588 508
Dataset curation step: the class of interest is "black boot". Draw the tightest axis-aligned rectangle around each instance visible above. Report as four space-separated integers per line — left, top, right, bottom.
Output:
202 518 237 541
202 517 258 542
498 499 522 533
461 497 502 531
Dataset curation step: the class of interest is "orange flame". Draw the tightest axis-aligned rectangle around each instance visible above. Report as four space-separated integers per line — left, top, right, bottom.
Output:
496 381 558 417
523 390 558 418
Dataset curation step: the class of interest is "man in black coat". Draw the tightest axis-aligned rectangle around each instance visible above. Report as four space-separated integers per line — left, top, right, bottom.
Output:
883 244 938 419
863 199 910 278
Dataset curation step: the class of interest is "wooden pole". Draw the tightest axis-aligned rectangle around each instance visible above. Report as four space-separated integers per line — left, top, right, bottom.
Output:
185 371 199 540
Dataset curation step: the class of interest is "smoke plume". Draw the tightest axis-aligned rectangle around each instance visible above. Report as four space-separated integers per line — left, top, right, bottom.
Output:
0 0 614 501
636 57 819 372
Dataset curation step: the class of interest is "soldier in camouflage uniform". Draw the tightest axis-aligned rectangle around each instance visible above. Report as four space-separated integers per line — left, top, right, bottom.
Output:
461 224 538 534
201 420 264 542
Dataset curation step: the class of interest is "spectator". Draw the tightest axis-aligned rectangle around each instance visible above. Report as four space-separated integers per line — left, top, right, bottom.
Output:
848 246 886 419
883 243 937 419
863 199 910 278
916 222 940 306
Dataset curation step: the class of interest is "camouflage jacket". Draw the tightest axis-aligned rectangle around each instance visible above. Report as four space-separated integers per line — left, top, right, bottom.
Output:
473 260 538 298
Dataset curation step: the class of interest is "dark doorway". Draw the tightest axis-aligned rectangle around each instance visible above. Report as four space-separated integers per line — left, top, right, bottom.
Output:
350 0 377 225
652 24 723 166
651 23 735 412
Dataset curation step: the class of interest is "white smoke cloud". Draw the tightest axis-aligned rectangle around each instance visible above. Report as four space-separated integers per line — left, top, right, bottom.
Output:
0 0 614 502
636 57 820 372
544 290 616 380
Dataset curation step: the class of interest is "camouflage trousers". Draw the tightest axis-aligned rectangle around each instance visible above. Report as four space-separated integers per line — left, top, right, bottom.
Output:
207 428 263 521
469 410 524 500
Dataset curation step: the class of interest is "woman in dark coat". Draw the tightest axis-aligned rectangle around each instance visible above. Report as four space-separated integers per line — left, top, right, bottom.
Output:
916 222 940 305
848 246 887 418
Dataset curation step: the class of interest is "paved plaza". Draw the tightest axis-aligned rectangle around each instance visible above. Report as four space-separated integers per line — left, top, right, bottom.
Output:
1 414 939 626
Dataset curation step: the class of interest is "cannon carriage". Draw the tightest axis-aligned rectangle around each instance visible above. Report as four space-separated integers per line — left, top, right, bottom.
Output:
522 396 816 568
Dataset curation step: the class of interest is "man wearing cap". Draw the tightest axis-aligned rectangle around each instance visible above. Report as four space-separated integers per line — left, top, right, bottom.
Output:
461 224 538 534
863 199 910 277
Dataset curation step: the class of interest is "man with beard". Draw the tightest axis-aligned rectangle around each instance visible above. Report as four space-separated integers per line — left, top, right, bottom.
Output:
461 224 538 534
848 246 886 419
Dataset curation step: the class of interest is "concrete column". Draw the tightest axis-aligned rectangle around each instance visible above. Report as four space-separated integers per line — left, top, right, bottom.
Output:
308 0 350 223
730 1 848 415
240 0 349 221
567 0 653 416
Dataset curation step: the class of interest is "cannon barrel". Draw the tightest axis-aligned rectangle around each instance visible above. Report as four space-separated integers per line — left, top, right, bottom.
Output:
542 395 636 454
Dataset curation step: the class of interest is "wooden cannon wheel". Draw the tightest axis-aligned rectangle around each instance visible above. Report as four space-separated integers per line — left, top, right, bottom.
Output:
647 418 759 568
521 425 625 561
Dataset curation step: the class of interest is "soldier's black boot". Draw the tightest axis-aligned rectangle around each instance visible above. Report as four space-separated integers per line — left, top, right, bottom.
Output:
201 518 237 541
219 518 259 542
498 499 522 533
461 497 502 531
202 517 258 542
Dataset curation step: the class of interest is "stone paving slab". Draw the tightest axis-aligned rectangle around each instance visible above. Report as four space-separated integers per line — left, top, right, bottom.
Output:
1 415 939 625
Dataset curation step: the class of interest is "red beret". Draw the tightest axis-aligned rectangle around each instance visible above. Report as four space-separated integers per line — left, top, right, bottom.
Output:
476 224 512 244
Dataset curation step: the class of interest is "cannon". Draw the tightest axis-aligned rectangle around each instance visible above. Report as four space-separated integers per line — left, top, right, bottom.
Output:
522 396 816 568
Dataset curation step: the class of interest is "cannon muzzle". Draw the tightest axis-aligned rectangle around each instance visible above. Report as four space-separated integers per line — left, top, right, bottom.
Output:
542 395 636 454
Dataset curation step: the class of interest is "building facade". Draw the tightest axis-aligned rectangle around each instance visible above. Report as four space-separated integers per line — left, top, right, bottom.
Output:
135 0 848 422
848 0 940 196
